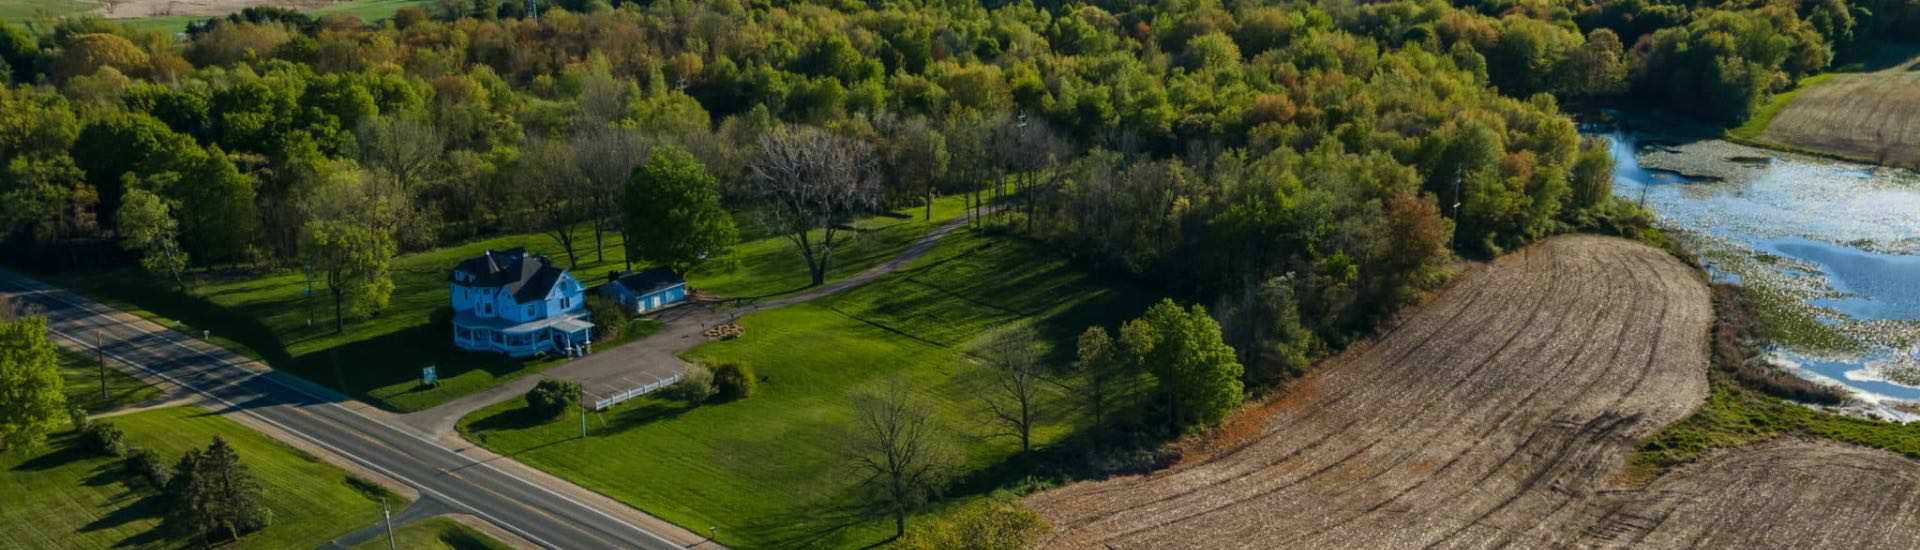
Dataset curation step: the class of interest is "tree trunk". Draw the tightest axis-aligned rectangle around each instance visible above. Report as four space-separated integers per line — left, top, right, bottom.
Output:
594 222 605 263
894 508 907 538
333 289 345 334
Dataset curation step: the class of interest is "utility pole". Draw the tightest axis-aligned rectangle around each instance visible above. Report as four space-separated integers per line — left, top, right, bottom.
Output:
97 331 107 401
1451 168 1463 252
382 502 397 550
579 388 588 438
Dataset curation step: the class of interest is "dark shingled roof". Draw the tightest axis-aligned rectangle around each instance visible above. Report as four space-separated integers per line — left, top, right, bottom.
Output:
612 267 685 297
452 248 570 304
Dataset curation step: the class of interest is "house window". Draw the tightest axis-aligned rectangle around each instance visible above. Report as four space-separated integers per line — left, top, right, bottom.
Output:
482 303 492 315
489 331 503 344
561 297 570 309
525 305 535 317
457 327 472 340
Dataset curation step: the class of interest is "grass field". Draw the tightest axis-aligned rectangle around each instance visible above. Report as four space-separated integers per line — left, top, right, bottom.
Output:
350 517 509 550
457 227 1157 549
59 347 166 413
0 406 402 549
0 0 436 34
40 197 968 412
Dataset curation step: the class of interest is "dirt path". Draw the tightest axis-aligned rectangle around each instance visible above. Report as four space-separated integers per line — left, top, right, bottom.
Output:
397 213 981 437
1029 236 1727 548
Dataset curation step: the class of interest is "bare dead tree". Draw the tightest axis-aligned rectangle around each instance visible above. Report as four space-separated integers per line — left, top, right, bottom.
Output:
968 327 1048 453
993 118 1064 232
356 116 445 198
746 126 881 287
838 376 957 538
571 125 651 266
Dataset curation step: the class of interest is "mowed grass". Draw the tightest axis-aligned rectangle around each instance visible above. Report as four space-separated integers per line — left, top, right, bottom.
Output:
349 517 509 550
38 196 971 412
0 406 400 549
457 228 1158 549
59 347 167 413
47 229 637 412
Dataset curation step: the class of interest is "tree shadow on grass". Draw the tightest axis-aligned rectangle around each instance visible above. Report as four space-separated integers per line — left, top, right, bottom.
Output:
11 434 93 472
283 325 548 410
79 491 164 539
61 271 295 367
737 494 890 550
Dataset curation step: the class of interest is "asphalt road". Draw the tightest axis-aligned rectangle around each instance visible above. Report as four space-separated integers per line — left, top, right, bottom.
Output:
0 270 686 550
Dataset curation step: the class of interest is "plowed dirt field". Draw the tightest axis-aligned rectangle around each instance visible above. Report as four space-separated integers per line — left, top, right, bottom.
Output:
1029 236 1920 549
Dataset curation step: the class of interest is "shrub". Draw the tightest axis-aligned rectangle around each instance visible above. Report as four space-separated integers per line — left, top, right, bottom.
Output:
68 405 91 432
660 364 716 405
584 295 626 341
83 421 126 457
526 379 582 419
124 447 170 492
711 363 755 402
896 492 1048 550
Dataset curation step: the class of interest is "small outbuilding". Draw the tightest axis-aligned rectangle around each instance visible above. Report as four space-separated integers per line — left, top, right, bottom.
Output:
601 267 688 315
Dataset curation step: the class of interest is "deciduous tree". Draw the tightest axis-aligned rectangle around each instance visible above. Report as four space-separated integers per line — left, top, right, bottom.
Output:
1120 299 1244 433
746 126 881 286
622 146 737 274
301 219 395 332
0 316 65 452
968 327 1047 452
839 377 956 538
116 188 189 291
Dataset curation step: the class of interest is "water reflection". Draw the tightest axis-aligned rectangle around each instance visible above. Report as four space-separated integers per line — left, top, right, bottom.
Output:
1590 128 1920 403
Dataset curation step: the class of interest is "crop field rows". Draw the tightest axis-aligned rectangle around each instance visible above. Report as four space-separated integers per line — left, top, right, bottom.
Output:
1762 71 1920 170
1028 237 1920 548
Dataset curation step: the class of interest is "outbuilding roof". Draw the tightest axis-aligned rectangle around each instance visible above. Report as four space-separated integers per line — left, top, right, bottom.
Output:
611 267 686 297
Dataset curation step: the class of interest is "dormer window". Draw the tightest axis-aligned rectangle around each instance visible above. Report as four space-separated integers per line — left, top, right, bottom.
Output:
482 303 492 315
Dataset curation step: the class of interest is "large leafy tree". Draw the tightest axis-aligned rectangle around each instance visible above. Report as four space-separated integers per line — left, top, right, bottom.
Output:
301 219 395 332
1120 299 1245 433
623 146 738 274
0 315 66 452
116 188 189 291
168 146 257 262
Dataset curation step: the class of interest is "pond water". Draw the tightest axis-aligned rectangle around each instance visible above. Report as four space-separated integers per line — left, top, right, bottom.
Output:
1593 128 1920 409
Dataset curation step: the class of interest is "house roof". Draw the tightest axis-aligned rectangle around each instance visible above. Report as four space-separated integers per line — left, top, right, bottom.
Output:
452 248 571 304
612 267 686 297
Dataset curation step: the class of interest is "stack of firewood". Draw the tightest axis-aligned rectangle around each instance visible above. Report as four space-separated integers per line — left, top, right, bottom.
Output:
704 323 744 340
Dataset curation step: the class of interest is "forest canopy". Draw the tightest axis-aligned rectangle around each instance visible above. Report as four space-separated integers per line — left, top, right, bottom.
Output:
4 0 1909 385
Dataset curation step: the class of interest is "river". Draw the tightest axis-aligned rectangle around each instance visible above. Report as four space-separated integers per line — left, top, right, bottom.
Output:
1592 127 1920 416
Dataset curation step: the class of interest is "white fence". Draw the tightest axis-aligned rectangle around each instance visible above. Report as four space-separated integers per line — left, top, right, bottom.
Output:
590 371 683 411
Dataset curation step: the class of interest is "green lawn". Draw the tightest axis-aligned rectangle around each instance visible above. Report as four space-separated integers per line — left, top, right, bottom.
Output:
1728 73 1836 142
38 196 971 413
60 347 166 413
457 227 1158 549
0 0 438 33
687 194 970 300
350 517 509 550
0 0 91 23
0 406 402 549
